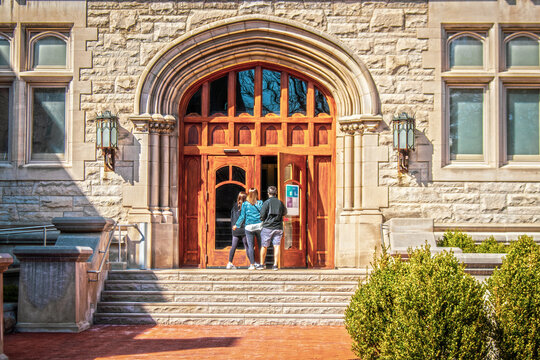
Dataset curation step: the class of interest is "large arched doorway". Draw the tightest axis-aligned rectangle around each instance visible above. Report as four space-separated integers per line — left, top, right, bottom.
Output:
179 63 336 268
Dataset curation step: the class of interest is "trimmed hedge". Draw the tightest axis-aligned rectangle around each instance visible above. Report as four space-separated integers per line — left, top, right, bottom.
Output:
487 235 540 359
438 230 508 253
345 246 490 360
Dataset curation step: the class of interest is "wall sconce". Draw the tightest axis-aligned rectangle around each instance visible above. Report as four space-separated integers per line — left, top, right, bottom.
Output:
96 111 119 172
392 112 415 173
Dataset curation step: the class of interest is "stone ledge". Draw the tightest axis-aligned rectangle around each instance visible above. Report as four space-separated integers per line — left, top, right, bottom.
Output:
52 217 115 233
13 246 93 262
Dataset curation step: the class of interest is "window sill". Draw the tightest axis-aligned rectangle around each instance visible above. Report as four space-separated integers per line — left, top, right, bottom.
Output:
21 162 72 169
441 72 495 82
19 71 73 82
443 162 491 169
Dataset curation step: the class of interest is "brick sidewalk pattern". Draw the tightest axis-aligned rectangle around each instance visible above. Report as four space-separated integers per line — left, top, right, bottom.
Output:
5 325 357 360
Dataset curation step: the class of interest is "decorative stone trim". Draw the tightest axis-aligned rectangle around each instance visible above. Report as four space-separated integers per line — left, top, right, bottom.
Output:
130 114 176 134
338 114 383 134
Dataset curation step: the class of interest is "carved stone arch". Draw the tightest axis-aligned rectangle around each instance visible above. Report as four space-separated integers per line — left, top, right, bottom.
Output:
134 15 380 120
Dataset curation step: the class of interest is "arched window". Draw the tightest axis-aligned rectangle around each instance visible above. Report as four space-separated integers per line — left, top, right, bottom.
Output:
448 33 484 68
31 33 68 68
0 34 10 67
506 33 540 68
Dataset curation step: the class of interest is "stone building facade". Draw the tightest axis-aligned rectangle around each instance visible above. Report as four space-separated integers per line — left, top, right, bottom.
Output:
1 0 539 269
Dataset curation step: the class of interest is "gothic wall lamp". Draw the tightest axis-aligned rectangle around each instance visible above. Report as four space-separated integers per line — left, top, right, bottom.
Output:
392 112 415 173
95 111 119 172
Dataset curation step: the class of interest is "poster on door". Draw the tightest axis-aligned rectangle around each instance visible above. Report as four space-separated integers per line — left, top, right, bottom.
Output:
285 184 299 216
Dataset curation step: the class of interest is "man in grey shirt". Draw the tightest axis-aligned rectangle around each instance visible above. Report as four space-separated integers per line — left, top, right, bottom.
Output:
256 186 287 270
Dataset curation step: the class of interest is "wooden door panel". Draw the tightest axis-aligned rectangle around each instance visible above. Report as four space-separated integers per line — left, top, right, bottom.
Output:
279 153 307 268
183 156 201 266
207 156 254 267
314 156 333 268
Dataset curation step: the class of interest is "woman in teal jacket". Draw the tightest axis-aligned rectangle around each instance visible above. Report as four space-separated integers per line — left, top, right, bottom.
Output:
233 188 263 269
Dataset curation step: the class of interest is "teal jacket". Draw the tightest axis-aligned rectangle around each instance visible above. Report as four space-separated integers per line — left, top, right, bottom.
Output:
235 200 263 227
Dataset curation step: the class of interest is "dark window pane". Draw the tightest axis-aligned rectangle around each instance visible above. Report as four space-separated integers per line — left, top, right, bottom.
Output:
210 75 228 115
236 69 254 116
32 88 65 157
0 88 8 160
262 69 281 116
216 166 229 184
507 89 540 156
315 88 330 115
215 183 245 249
0 39 9 67
232 166 246 184
34 36 66 67
185 87 201 116
288 76 307 116
449 88 483 156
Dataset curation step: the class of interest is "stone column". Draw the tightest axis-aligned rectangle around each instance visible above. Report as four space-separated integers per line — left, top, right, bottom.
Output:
0 254 12 360
343 130 354 211
159 115 176 219
353 130 362 210
149 115 162 216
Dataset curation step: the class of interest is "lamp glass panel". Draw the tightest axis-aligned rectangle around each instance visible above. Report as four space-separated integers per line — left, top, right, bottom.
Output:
96 121 102 148
507 36 539 67
33 36 66 67
449 88 483 156
507 89 540 156
102 120 110 148
32 88 65 157
0 39 9 66
408 128 415 149
111 123 118 147
399 123 407 149
449 36 483 67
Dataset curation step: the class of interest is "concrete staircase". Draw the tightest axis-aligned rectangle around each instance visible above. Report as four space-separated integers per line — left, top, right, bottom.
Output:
93 269 367 326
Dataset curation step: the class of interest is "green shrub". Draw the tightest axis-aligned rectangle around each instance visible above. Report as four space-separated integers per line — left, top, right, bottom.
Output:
487 235 540 359
477 236 507 254
345 246 490 360
438 230 477 253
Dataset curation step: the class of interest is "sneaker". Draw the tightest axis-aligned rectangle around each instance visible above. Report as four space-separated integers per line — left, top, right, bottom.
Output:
226 262 236 270
248 264 255 270
272 265 279 271
255 264 265 270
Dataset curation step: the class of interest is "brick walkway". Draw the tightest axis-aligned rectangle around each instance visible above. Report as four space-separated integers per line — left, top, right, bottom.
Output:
4 325 357 360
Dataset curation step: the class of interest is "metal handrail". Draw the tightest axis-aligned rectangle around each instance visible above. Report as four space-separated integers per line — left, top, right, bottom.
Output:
87 222 145 282
0 225 57 246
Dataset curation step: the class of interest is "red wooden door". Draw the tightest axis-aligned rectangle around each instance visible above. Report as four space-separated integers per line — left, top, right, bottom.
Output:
278 153 307 268
206 156 255 267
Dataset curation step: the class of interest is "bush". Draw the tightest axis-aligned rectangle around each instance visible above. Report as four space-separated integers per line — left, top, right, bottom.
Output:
439 231 509 253
487 235 540 359
345 246 490 360
477 236 507 254
438 230 476 253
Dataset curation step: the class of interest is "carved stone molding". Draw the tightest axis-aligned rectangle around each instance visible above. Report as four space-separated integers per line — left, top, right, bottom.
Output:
130 114 177 134
338 114 383 135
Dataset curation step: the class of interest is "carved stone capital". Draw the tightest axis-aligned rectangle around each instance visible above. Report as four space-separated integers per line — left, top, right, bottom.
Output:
338 114 383 135
149 114 177 134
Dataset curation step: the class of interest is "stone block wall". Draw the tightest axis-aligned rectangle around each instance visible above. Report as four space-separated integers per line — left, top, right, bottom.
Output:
1 0 539 231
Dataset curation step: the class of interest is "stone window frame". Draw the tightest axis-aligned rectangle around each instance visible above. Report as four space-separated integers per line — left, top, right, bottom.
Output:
443 83 490 165
502 31 540 71
26 30 70 71
445 31 487 71
25 82 70 165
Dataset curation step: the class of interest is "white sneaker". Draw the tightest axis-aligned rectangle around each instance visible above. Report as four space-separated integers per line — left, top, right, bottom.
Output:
226 262 236 270
248 264 255 270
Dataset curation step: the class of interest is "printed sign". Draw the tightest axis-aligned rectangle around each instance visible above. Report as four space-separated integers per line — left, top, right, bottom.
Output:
285 184 300 216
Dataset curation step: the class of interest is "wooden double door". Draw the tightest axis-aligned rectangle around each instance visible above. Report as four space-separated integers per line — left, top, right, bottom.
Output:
181 153 334 269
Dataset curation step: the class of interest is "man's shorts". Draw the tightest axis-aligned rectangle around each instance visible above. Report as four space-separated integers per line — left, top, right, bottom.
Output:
261 228 283 247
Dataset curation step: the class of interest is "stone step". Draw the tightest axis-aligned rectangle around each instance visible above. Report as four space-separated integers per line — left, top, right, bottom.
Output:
93 312 344 326
106 269 367 282
101 290 354 303
97 301 348 315
103 280 358 293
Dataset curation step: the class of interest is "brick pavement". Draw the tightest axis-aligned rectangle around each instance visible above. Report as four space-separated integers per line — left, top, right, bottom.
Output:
4 325 357 360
